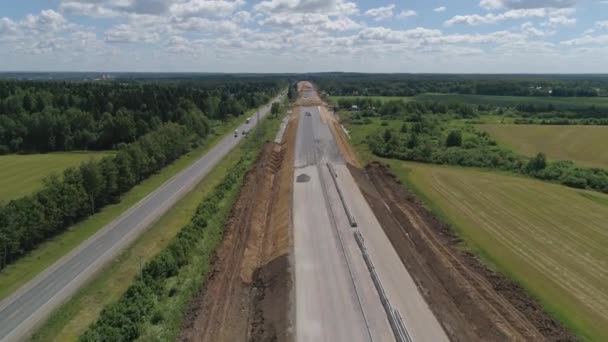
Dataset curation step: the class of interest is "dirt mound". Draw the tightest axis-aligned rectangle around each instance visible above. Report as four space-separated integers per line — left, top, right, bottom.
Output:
348 162 578 342
249 255 292 342
179 115 298 342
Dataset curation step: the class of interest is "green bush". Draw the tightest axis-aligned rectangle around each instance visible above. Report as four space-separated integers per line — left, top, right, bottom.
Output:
79 157 251 341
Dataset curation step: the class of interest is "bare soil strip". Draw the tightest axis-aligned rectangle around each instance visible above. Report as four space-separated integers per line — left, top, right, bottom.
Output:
178 115 298 342
348 161 578 342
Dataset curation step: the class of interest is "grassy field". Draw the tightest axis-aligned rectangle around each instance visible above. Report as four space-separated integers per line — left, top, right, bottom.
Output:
392 162 608 341
329 95 415 104
0 152 112 202
0 113 257 301
31 109 286 341
478 124 608 169
415 93 608 110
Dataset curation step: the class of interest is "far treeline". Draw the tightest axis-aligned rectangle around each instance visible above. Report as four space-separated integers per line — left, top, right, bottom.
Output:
0 78 285 269
312 73 608 97
336 97 608 195
0 79 283 153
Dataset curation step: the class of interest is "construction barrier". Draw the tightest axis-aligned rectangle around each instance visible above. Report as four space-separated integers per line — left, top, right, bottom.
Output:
354 231 413 342
326 162 357 227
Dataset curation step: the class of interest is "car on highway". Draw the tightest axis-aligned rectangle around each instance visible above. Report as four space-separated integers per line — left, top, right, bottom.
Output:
242 130 248 136
305 112 311 116
234 129 238 137
246 117 250 124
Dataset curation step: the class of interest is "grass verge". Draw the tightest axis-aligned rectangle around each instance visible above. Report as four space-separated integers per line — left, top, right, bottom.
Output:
31 111 285 341
0 107 264 302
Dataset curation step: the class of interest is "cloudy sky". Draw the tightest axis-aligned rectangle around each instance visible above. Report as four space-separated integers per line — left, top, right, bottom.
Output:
1 0 607 73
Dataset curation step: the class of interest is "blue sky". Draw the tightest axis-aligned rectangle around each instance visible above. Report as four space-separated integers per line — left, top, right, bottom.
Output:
1 0 607 72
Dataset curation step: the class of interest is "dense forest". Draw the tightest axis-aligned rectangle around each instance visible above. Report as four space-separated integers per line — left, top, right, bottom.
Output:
0 78 284 269
0 79 284 153
313 73 608 97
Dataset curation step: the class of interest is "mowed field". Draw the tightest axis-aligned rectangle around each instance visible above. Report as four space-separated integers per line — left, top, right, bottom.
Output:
0 152 112 202
396 162 608 341
478 124 608 169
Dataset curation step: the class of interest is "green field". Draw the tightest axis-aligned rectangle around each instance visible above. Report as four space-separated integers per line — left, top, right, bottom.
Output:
329 95 414 104
342 114 608 340
0 152 112 202
478 124 608 169
387 162 608 341
415 93 608 110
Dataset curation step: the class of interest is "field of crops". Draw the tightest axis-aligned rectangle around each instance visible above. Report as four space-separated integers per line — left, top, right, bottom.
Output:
395 162 608 341
416 93 608 110
478 124 608 169
0 152 112 202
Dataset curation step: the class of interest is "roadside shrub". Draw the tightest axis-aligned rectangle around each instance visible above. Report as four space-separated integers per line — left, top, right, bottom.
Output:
80 157 250 342
561 175 587 189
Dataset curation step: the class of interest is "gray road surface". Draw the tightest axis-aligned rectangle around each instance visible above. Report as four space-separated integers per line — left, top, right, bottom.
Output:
0 93 284 342
292 100 449 341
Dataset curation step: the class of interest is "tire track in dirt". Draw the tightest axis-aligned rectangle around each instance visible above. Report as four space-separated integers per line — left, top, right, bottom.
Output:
347 162 578 342
179 114 298 342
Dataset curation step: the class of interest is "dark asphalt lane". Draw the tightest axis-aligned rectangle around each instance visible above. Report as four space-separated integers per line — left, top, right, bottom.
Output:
0 93 283 342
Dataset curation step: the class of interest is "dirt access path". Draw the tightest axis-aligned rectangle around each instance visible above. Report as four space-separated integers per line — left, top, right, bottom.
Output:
178 114 298 342
348 162 578 341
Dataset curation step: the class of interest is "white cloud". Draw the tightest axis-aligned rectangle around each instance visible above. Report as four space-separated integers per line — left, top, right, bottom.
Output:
479 0 577 10
365 5 395 21
170 0 245 18
397 10 417 19
596 20 608 29
434 6 447 12
445 7 574 26
254 0 358 16
232 10 252 23
561 34 608 46
521 22 547 36
543 15 576 26
259 13 361 32
105 23 162 43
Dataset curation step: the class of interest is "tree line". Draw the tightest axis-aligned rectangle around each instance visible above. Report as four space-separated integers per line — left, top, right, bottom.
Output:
78 150 252 341
365 111 608 194
312 73 608 97
0 79 284 153
336 97 478 120
0 122 195 269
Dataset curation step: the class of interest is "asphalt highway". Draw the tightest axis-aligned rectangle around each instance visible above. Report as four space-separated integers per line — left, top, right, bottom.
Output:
292 99 448 341
0 93 284 342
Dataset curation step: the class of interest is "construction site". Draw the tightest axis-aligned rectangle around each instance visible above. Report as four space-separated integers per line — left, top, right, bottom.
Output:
178 82 577 342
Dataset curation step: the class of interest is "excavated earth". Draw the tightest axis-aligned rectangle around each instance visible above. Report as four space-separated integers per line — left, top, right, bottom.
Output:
178 114 298 342
349 161 578 342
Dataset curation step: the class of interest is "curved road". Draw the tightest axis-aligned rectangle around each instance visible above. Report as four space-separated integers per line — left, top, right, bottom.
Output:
0 93 284 342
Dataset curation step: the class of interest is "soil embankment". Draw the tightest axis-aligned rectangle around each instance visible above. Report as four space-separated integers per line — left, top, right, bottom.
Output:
348 161 578 342
179 114 298 342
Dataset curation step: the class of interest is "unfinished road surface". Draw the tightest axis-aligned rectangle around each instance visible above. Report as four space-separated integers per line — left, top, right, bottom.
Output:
292 90 448 342
0 94 284 342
